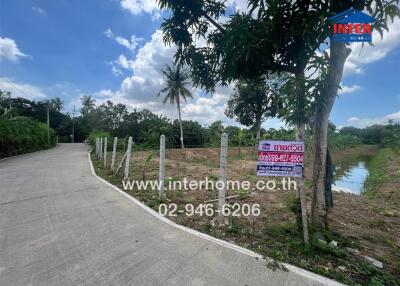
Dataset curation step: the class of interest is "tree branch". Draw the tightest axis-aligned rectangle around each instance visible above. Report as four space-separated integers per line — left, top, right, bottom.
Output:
202 13 225 33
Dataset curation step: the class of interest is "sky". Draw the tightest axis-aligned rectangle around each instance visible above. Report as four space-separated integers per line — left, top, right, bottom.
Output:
0 0 399 129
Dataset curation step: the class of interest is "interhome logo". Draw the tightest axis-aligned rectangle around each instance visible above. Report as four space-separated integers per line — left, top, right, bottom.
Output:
329 8 374 42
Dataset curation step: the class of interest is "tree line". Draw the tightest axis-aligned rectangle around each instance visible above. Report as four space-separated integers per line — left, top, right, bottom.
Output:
1 90 397 154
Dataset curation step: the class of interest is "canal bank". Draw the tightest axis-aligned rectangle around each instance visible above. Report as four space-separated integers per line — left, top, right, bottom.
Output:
329 146 400 280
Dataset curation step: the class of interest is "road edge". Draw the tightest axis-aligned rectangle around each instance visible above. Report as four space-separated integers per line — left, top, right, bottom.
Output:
0 145 58 162
88 151 345 286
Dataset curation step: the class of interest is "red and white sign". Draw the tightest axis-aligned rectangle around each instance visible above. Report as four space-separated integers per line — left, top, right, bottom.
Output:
257 140 304 177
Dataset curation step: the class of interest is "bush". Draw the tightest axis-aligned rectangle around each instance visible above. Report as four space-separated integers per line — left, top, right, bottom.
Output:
329 134 361 151
87 131 111 147
0 116 56 158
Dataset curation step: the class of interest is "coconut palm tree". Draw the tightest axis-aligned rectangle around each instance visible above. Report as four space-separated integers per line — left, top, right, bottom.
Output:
80 95 96 115
158 64 192 149
50 97 64 111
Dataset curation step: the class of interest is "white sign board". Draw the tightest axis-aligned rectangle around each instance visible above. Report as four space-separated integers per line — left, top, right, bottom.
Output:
257 140 304 177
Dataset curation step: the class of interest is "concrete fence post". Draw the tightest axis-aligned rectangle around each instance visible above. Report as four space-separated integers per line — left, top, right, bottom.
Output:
97 138 101 158
111 137 117 171
124 136 132 180
217 132 228 218
100 138 103 160
159 135 165 198
95 138 98 156
103 137 108 167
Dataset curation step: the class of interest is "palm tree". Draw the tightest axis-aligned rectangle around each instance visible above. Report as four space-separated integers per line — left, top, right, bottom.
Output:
158 64 192 149
80 95 96 115
50 97 64 111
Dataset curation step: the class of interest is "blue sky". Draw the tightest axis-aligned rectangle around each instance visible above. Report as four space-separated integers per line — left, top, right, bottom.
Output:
1 0 399 129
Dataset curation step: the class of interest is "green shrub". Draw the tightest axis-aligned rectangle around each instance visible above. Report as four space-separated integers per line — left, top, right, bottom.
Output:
0 116 56 158
87 131 110 147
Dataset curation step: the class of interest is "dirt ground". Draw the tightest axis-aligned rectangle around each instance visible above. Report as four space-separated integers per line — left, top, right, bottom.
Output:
93 144 400 285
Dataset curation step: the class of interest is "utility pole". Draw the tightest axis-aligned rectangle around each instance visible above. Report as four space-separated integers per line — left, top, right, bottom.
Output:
7 91 11 119
72 105 76 143
47 101 50 146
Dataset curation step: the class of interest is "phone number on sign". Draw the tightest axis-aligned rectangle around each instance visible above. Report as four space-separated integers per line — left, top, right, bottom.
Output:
158 203 261 217
258 152 304 163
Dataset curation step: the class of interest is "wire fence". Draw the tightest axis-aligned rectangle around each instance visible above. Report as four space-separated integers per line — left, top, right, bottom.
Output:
93 135 400 197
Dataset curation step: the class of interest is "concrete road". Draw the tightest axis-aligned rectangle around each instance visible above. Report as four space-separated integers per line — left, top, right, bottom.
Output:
0 144 341 286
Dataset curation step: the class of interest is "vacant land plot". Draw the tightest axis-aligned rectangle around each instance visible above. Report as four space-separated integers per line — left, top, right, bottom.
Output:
92 144 400 285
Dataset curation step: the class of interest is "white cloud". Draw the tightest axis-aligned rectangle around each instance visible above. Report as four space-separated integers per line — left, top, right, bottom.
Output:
94 89 115 98
0 77 46 100
347 111 400 128
338 84 361 94
110 54 134 75
94 30 237 125
105 29 145 76
226 0 250 12
119 0 251 21
32 6 47 15
0 37 28 62
104 29 144 51
117 30 175 101
116 35 144 51
120 0 159 17
104 28 114 38
112 65 123 76
344 17 400 74
97 29 286 127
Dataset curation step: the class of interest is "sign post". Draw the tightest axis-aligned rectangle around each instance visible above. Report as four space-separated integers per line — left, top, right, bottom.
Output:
217 133 228 220
257 140 308 245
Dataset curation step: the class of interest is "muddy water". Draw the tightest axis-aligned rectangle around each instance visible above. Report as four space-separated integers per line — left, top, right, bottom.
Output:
332 155 373 195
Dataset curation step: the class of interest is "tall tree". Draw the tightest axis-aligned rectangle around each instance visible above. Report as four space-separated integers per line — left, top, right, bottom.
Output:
80 95 96 115
158 64 193 148
225 78 281 142
50 97 64 111
310 1 399 230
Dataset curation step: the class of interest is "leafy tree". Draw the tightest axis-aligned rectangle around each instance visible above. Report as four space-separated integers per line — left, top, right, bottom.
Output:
50 97 64 111
96 100 128 131
339 126 363 138
158 64 193 148
225 78 281 142
80 95 96 115
206 121 225 147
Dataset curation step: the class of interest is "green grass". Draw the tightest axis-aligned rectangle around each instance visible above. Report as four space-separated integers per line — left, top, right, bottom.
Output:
363 148 394 196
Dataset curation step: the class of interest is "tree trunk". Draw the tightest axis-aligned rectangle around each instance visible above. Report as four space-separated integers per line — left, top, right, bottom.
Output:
255 120 262 151
294 71 308 245
296 122 309 245
255 120 262 141
311 41 351 231
177 97 185 149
